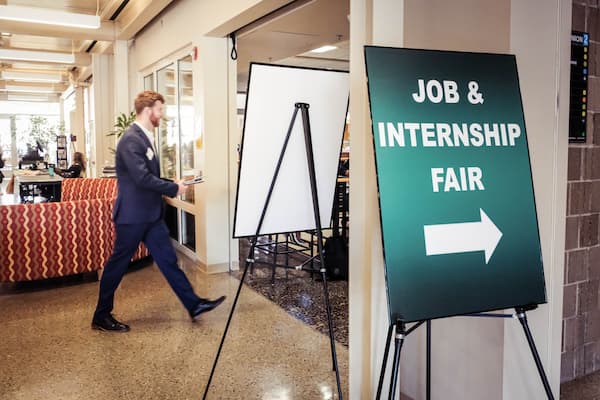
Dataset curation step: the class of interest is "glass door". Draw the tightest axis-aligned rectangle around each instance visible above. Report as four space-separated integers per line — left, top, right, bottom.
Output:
156 63 178 179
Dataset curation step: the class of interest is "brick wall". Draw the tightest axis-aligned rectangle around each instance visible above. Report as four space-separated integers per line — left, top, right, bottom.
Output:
562 0 600 383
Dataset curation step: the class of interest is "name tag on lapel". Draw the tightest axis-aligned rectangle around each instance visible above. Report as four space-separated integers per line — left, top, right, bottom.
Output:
146 147 155 160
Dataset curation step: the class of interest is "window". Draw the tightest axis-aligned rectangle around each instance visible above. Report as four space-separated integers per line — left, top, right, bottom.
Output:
144 73 154 91
181 210 196 251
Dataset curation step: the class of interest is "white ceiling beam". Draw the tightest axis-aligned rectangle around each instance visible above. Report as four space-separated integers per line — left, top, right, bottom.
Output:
0 20 116 41
90 41 114 55
74 65 93 83
116 0 174 40
101 0 125 20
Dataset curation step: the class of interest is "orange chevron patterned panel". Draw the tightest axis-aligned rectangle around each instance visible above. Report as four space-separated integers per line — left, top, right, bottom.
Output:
0 197 148 282
61 178 117 201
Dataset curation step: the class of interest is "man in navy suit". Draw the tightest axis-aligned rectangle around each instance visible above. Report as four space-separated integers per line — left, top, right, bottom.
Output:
92 90 225 332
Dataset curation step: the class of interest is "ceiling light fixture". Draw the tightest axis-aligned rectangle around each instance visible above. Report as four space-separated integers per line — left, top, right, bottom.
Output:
310 45 337 54
0 5 100 29
0 48 75 64
7 94 55 102
5 85 58 94
2 71 64 83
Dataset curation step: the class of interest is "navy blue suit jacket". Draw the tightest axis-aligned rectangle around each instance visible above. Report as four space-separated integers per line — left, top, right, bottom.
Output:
112 123 178 224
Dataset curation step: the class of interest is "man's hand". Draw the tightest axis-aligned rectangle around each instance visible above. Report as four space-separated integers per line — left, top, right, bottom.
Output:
176 180 187 196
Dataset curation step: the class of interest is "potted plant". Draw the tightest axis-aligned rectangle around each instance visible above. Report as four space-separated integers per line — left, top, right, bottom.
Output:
107 111 136 155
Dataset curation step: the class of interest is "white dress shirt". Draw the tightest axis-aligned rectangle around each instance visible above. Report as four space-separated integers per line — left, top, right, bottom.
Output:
134 121 156 153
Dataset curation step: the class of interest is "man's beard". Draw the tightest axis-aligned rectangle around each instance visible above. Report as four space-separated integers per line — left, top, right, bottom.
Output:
150 114 160 127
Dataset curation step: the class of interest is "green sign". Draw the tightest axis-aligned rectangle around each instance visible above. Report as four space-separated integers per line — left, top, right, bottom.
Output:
365 46 547 322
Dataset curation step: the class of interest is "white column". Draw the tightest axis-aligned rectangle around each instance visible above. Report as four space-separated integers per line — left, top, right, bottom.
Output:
91 53 114 178
113 40 130 116
503 1 570 399
192 36 239 273
227 38 240 271
70 86 86 155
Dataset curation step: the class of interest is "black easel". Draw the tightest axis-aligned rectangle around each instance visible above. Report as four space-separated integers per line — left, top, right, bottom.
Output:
377 305 555 400
202 103 343 400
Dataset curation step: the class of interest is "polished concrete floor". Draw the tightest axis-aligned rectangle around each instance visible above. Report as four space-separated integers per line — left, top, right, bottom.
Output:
0 259 348 399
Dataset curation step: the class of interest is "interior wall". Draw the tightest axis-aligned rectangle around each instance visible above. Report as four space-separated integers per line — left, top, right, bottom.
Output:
131 0 290 71
404 0 510 53
349 0 569 399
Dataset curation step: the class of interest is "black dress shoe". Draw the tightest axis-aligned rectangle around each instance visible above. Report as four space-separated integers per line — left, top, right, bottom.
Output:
92 314 130 332
191 296 226 321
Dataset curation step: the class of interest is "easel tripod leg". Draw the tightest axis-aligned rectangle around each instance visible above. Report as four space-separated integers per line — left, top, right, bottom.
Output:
202 258 253 400
319 261 343 400
515 307 555 400
388 322 406 400
376 323 395 400
299 102 343 399
203 105 300 399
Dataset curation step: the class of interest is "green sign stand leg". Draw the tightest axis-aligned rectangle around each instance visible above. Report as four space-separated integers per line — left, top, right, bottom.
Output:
388 321 406 400
514 305 555 400
376 320 426 400
462 305 555 400
376 323 395 399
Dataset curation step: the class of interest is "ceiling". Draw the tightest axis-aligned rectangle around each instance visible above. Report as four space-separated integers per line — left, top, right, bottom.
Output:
0 0 349 102
236 0 349 91
0 0 174 102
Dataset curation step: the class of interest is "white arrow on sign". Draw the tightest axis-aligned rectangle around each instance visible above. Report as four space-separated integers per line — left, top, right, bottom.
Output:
423 208 502 264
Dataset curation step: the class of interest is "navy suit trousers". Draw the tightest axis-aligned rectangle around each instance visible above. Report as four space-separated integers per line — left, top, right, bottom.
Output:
94 220 200 319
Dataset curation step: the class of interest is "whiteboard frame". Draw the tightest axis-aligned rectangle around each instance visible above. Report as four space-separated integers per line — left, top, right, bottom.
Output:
233 62 349 238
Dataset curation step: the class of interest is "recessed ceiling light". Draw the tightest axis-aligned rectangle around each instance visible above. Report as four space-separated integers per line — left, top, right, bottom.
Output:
310 45 337 54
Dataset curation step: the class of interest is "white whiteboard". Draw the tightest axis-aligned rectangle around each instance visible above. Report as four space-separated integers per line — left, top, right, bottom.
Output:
233 63 349 238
